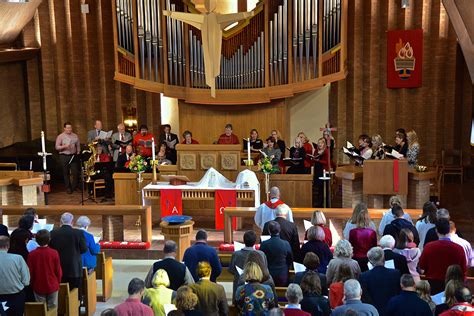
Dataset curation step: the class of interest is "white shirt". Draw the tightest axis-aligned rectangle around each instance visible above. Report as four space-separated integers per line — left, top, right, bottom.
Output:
254 198 294 230
450 233 474 267
415 220 435 251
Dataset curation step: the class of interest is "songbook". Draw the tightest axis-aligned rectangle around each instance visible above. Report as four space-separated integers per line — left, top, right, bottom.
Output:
138 139 153 148
386 149 404 159
233 241 245 252
236 266 244 276
114 139 132 146
368 259 395 270
306 153 322 160
93 236 101 244
32 223 54 234
260 235 271 242
282 157 303 166
303 220 312 231
164 139 177 149
98 130 113 140
293 261 306 274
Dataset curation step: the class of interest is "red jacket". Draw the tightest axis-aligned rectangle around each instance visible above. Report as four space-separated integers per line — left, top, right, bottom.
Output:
27 246 62 294
419 239 467 281
349 228 377 259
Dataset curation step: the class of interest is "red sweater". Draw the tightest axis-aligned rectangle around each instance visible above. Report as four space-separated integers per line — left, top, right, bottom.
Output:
217 133 239 144
133 133 155 157
27 246 62 294
419 239 467 281
329 282 344 309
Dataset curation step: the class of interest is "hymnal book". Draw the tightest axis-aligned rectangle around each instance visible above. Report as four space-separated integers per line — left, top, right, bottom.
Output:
260 235 271 242
32 223 54 234
293 262 306 273
114 139 132 146
233 241 245 252
236 266 244 275
138 139 153 148
282 157 303 166
98 130 113 140
386 149 404 159
368 259 394 270
93 236 101 244
303 220 312 231
164 139 177 149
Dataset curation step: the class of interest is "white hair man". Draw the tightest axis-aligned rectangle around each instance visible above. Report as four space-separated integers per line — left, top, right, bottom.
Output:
111 123 132 162
332 279 379 316
49 212 87 294
254 187 293 230
283 284 307 314
359 247 401 316
379 235 409 275
262 203 300 259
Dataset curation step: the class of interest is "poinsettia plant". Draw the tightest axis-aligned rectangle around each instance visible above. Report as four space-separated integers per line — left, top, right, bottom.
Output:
128 155 148 173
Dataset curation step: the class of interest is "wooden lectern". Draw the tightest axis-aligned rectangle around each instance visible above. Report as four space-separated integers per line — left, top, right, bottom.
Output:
160 220 194 261
363 160 408 208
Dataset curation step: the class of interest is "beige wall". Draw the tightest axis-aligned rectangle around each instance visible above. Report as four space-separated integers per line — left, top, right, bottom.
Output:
288 84 330 147
160 94 180 137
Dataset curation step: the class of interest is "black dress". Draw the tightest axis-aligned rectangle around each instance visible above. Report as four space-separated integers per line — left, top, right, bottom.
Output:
287 147 308 174
277 140 286 158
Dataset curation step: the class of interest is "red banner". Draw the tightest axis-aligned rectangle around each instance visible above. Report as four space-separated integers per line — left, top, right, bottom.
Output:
387 29 423 88
393 160 399 193
215 190 237 230
160 189 183 218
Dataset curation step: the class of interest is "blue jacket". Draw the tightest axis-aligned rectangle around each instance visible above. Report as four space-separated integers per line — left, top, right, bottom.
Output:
360 266 401 316
259 235 293 277
81 229 100 270
183 242 222 282
386 291 432 316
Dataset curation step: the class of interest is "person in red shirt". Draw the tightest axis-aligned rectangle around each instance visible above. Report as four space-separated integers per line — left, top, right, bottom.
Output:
217 123 239 144
284 284 311 316
133 124 155 158
181 130 199 144
419 219 467 295
440 287 474 316
114 278 154 316
312 137 331 207
95 145 111 162
297 132 313 169
27 229 62 310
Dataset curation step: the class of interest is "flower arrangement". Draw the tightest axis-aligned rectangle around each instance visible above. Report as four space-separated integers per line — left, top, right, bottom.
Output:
128 155 148 173
258 156 278 174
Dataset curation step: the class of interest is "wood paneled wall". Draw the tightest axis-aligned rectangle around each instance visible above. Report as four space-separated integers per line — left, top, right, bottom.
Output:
178 100 289 145
329 0 473 165
0 0 162 148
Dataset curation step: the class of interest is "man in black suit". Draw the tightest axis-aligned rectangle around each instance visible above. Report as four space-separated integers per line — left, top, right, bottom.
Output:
159 124 179 164
359 247 401 316
260 221 293 286
380 235 409 275
116 145 134 171
144 240 194 290
262 203 300 260
49 212 87 293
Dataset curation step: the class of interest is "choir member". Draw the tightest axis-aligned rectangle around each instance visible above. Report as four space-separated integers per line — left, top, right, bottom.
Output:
395 129 408 157
243 129 263 151
217 123 240 144
116 145 135 170
287 137 308 174
157 143 172 165
297 132 314 169
312 138 330 207
87 120 110 153
133 124 155 158
159 124 179 164
55 122 80 194
406 130 420 167
271 129 286 158
261 137 281 173
371 134 385 160
181 130 199 144
358 134 373 160
110 123 132 162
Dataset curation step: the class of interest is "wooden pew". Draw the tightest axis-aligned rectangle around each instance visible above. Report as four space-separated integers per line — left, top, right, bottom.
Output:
223 207 423 243
96 252 113 302
82 268 97 316
25 302 57 316
58 283 80 316
0 205 152 242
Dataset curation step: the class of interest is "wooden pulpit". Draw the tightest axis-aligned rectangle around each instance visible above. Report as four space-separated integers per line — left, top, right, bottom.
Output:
160 220 194 261
363 160 408 207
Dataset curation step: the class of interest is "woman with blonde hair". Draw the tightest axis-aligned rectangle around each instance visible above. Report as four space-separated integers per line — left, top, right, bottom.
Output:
343 202 376 239
168 286 202 316
415 280 436 315
393 229 421 282
326 239 361 285
304 210 332 246
406 130 420 167
371 134 385 160
434 280 465 315
270 129 286 159
142 269 176 316
235 261 276 315
297 132 313 170
378 195 413 235
287 137 308 174
347 207 378 272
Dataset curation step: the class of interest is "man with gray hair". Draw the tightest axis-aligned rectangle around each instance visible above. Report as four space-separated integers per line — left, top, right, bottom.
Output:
423 208 459 246
144 240 194 290
283 284 310 315
332 279 379 316
50 212 87 293
359 247 400 316
380 235 409 275
254 186 293 229
262 203 300 259
111 122 132 162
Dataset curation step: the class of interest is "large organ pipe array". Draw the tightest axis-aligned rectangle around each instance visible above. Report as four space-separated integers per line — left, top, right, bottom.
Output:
115 0 134 53
113 0 344 94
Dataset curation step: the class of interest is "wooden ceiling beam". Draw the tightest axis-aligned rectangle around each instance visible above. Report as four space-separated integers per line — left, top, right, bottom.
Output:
0 47 40 63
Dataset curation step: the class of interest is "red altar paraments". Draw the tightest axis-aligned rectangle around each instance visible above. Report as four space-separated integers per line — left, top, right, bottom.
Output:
160 189 183 217
215 190 237 230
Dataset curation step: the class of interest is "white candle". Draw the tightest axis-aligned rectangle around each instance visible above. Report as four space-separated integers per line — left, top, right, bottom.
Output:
41 131 46 153
151 137 156 161
247 138 251 162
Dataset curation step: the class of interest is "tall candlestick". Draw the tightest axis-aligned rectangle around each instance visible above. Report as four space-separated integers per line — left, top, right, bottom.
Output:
151 137 156 161
247 138 251 162
41 131 46 153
